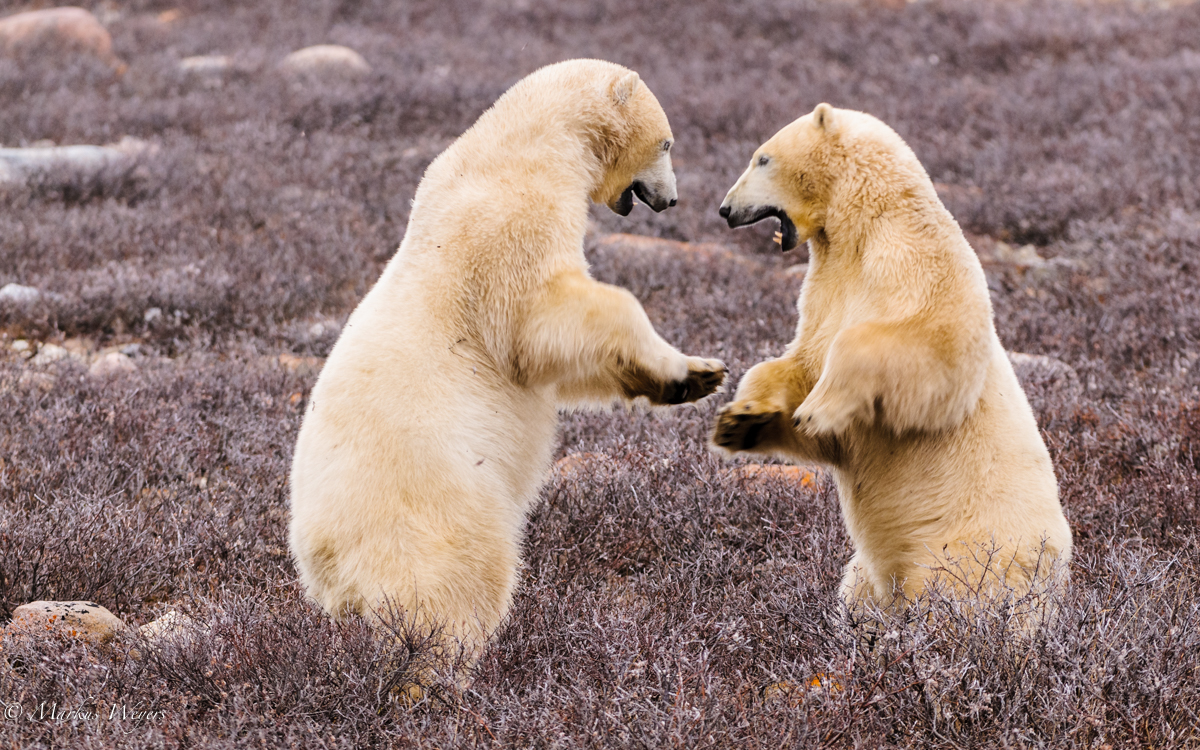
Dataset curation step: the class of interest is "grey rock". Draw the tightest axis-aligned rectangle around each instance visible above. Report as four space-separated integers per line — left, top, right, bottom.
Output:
0 137 155 185
178 54 233 88
179 54 231 75
139 610 201 642
278 44 370 81
29 343 69 366
0 283 39 304
89 351 137 377
17 371 56 392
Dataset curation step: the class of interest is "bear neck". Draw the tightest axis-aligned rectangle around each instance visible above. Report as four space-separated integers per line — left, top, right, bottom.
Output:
824 151 943 255
466 81 613 203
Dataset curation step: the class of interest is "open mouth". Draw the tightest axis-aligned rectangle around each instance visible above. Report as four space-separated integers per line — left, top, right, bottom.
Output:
631 181 668 213
611 185 635 216
611 181 671 216
724 205 799 252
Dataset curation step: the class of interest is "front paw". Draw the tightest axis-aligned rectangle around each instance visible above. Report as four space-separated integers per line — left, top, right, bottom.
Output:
712 400 779 452
792 385 865 436
662 357 726 405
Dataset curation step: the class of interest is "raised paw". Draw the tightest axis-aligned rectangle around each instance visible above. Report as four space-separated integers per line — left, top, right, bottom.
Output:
792 384 865 436
712 401 780 452
661 357 726 405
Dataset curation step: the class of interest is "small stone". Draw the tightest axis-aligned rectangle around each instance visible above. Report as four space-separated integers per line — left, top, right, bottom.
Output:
178 54 232 89
29 343 69 366
178 54 231 75
551 452 605 479
0 7 121 68
139 610 200 642
89 351 137 377
17 371 56 392
120 343 142 357
278 352 324 376
0 138 154 185
0 283 40 304
278 44 371 81
60 336 94 361
143 307 163 324
11 339 31 353
6 600 126 646
994 241 1046 268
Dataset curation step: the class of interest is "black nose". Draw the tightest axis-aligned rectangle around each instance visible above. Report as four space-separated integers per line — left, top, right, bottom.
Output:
668 198 677 207
718 205 731 219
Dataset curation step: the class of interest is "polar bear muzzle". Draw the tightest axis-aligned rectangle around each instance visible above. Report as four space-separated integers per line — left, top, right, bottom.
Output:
610 180 677 215
718 203 799 252
632 179 676 213
610 141 678 215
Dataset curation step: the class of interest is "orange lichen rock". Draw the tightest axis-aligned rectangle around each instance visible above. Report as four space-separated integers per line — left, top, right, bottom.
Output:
0 8 123 70
729 464 819 487
5 600 126 645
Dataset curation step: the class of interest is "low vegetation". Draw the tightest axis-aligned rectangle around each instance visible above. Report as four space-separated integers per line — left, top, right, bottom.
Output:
1 0 1198 746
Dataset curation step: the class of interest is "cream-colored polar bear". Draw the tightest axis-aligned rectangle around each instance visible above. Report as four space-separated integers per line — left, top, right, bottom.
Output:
712 104 1071 609
289 60 725 656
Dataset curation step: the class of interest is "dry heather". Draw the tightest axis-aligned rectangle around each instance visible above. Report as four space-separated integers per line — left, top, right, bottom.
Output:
2 0 1199 747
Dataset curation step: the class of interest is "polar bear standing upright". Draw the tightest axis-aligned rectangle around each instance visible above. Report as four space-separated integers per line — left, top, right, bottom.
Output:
712 104 1071 609
290 60 725 655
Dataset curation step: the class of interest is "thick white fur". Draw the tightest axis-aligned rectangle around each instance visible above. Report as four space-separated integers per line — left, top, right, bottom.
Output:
289 60 724 656
713 104 1071 608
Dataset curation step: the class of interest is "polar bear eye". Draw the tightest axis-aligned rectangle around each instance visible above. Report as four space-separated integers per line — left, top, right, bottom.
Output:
757 155 770 167
662 139 673 153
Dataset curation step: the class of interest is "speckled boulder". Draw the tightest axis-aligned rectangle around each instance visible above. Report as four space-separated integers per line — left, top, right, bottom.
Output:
6 600 126 645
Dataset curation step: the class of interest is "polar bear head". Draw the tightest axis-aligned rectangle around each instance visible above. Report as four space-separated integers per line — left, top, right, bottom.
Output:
587 67 678 216
715 102 868 252
719 103 929 252
718 103 847 252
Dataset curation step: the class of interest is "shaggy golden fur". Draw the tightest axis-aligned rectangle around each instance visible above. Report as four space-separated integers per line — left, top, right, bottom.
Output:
290 60 725 656
713 104 1071 609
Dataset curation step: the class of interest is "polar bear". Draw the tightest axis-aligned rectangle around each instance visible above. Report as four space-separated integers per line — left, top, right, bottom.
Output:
289 60 725 657
712 104 1071 610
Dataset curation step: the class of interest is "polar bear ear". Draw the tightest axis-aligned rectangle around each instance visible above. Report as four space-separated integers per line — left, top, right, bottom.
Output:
813 103 838 136
611 71 640 107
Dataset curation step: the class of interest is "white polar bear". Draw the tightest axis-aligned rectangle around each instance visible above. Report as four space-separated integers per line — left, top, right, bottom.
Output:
712 104 1071 610
289 60 725 656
